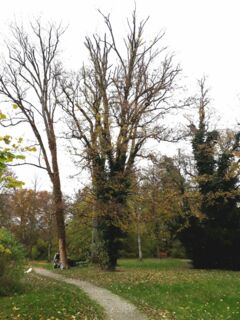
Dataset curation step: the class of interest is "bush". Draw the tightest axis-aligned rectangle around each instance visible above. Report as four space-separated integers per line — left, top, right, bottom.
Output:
169 239 186 259
31 245 40 260
0 228 25 296
31 239 48 260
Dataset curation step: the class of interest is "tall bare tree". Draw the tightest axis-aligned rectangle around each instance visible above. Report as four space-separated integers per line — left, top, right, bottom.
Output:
60 11 182 269
0 21 68 268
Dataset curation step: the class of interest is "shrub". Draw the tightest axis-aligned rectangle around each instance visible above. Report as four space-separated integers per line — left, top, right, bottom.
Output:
31 239 48 260
169 239 186 259
31 245 40 260
0 228 25 296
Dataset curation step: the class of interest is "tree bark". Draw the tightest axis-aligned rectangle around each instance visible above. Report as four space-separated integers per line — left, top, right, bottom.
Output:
52 163 68 268
137 233 143 261
137 208 143 261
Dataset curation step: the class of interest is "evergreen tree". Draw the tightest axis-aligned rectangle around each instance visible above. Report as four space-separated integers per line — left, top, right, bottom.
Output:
181 80 240 270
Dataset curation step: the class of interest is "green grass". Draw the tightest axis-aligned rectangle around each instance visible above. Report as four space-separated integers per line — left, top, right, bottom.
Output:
0 272 105 320
59 258 240 320
118 258 191 270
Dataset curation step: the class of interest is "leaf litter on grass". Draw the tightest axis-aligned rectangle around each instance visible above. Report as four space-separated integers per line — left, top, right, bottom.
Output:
59 259 240 320
0 273 105 320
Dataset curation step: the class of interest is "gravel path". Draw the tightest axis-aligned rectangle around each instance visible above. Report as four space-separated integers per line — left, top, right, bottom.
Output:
34 268 148 320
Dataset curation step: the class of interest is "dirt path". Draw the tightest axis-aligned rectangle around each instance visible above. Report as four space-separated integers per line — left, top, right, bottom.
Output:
34 268 148 320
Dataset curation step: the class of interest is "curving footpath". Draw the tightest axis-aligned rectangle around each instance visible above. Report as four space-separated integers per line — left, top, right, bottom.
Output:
34 268 148 320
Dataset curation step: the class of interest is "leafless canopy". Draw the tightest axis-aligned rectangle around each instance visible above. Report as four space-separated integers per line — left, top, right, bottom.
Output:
60 10 181 177
0 20 68 268
0 20 64 177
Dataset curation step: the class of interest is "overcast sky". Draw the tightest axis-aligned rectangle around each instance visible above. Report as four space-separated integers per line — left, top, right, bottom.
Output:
1 0 240 195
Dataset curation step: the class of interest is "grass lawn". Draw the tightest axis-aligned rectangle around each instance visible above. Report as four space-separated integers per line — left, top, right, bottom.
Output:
0 272 105 320
57 258 240 320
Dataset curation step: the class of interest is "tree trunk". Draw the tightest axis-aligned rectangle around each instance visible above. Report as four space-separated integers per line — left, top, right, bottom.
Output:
155 223 161 259
137 233 143 261
91 216 99 263
98 216 122 270
52 183 68 268
47 242 52 262
137 209 143 261
51 146 68 268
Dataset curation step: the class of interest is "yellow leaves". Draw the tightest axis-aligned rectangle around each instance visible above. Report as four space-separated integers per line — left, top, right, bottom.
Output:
5 248 11 254
0 112 6 120
12 306 20 311
12 103 19 109
194 174 212 185
0 243 12 255
0 135 12 145
3 175 25 188
15 155 25 160
206 190 240 205
25 146 37 152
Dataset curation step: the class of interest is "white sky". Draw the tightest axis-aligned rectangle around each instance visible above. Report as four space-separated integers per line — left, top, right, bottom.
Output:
0 0 240 195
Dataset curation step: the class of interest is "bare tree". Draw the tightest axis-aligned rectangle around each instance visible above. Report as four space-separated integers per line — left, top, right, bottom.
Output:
60 11 182 269
0 21 68 268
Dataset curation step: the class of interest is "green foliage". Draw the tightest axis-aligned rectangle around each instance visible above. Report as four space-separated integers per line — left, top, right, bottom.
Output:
66 189 93 261
181 82 240 269
125 156 189 259
169 239 186 259
0 228 25 296
31 245 40 260
67 220 92 261
97 216 125 270
31 239 48 260
68 188 125 269
90 240 110 269
0 170 24 189
120 231 166 258
0 113 25 189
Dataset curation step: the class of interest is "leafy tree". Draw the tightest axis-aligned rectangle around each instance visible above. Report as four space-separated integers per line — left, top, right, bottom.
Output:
0 112 26 229
66 188 94 261
122 156 191 259
140 156 189 257
181 80 240 270
0 119 24 190
7 189 56 260
126 177 146 260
